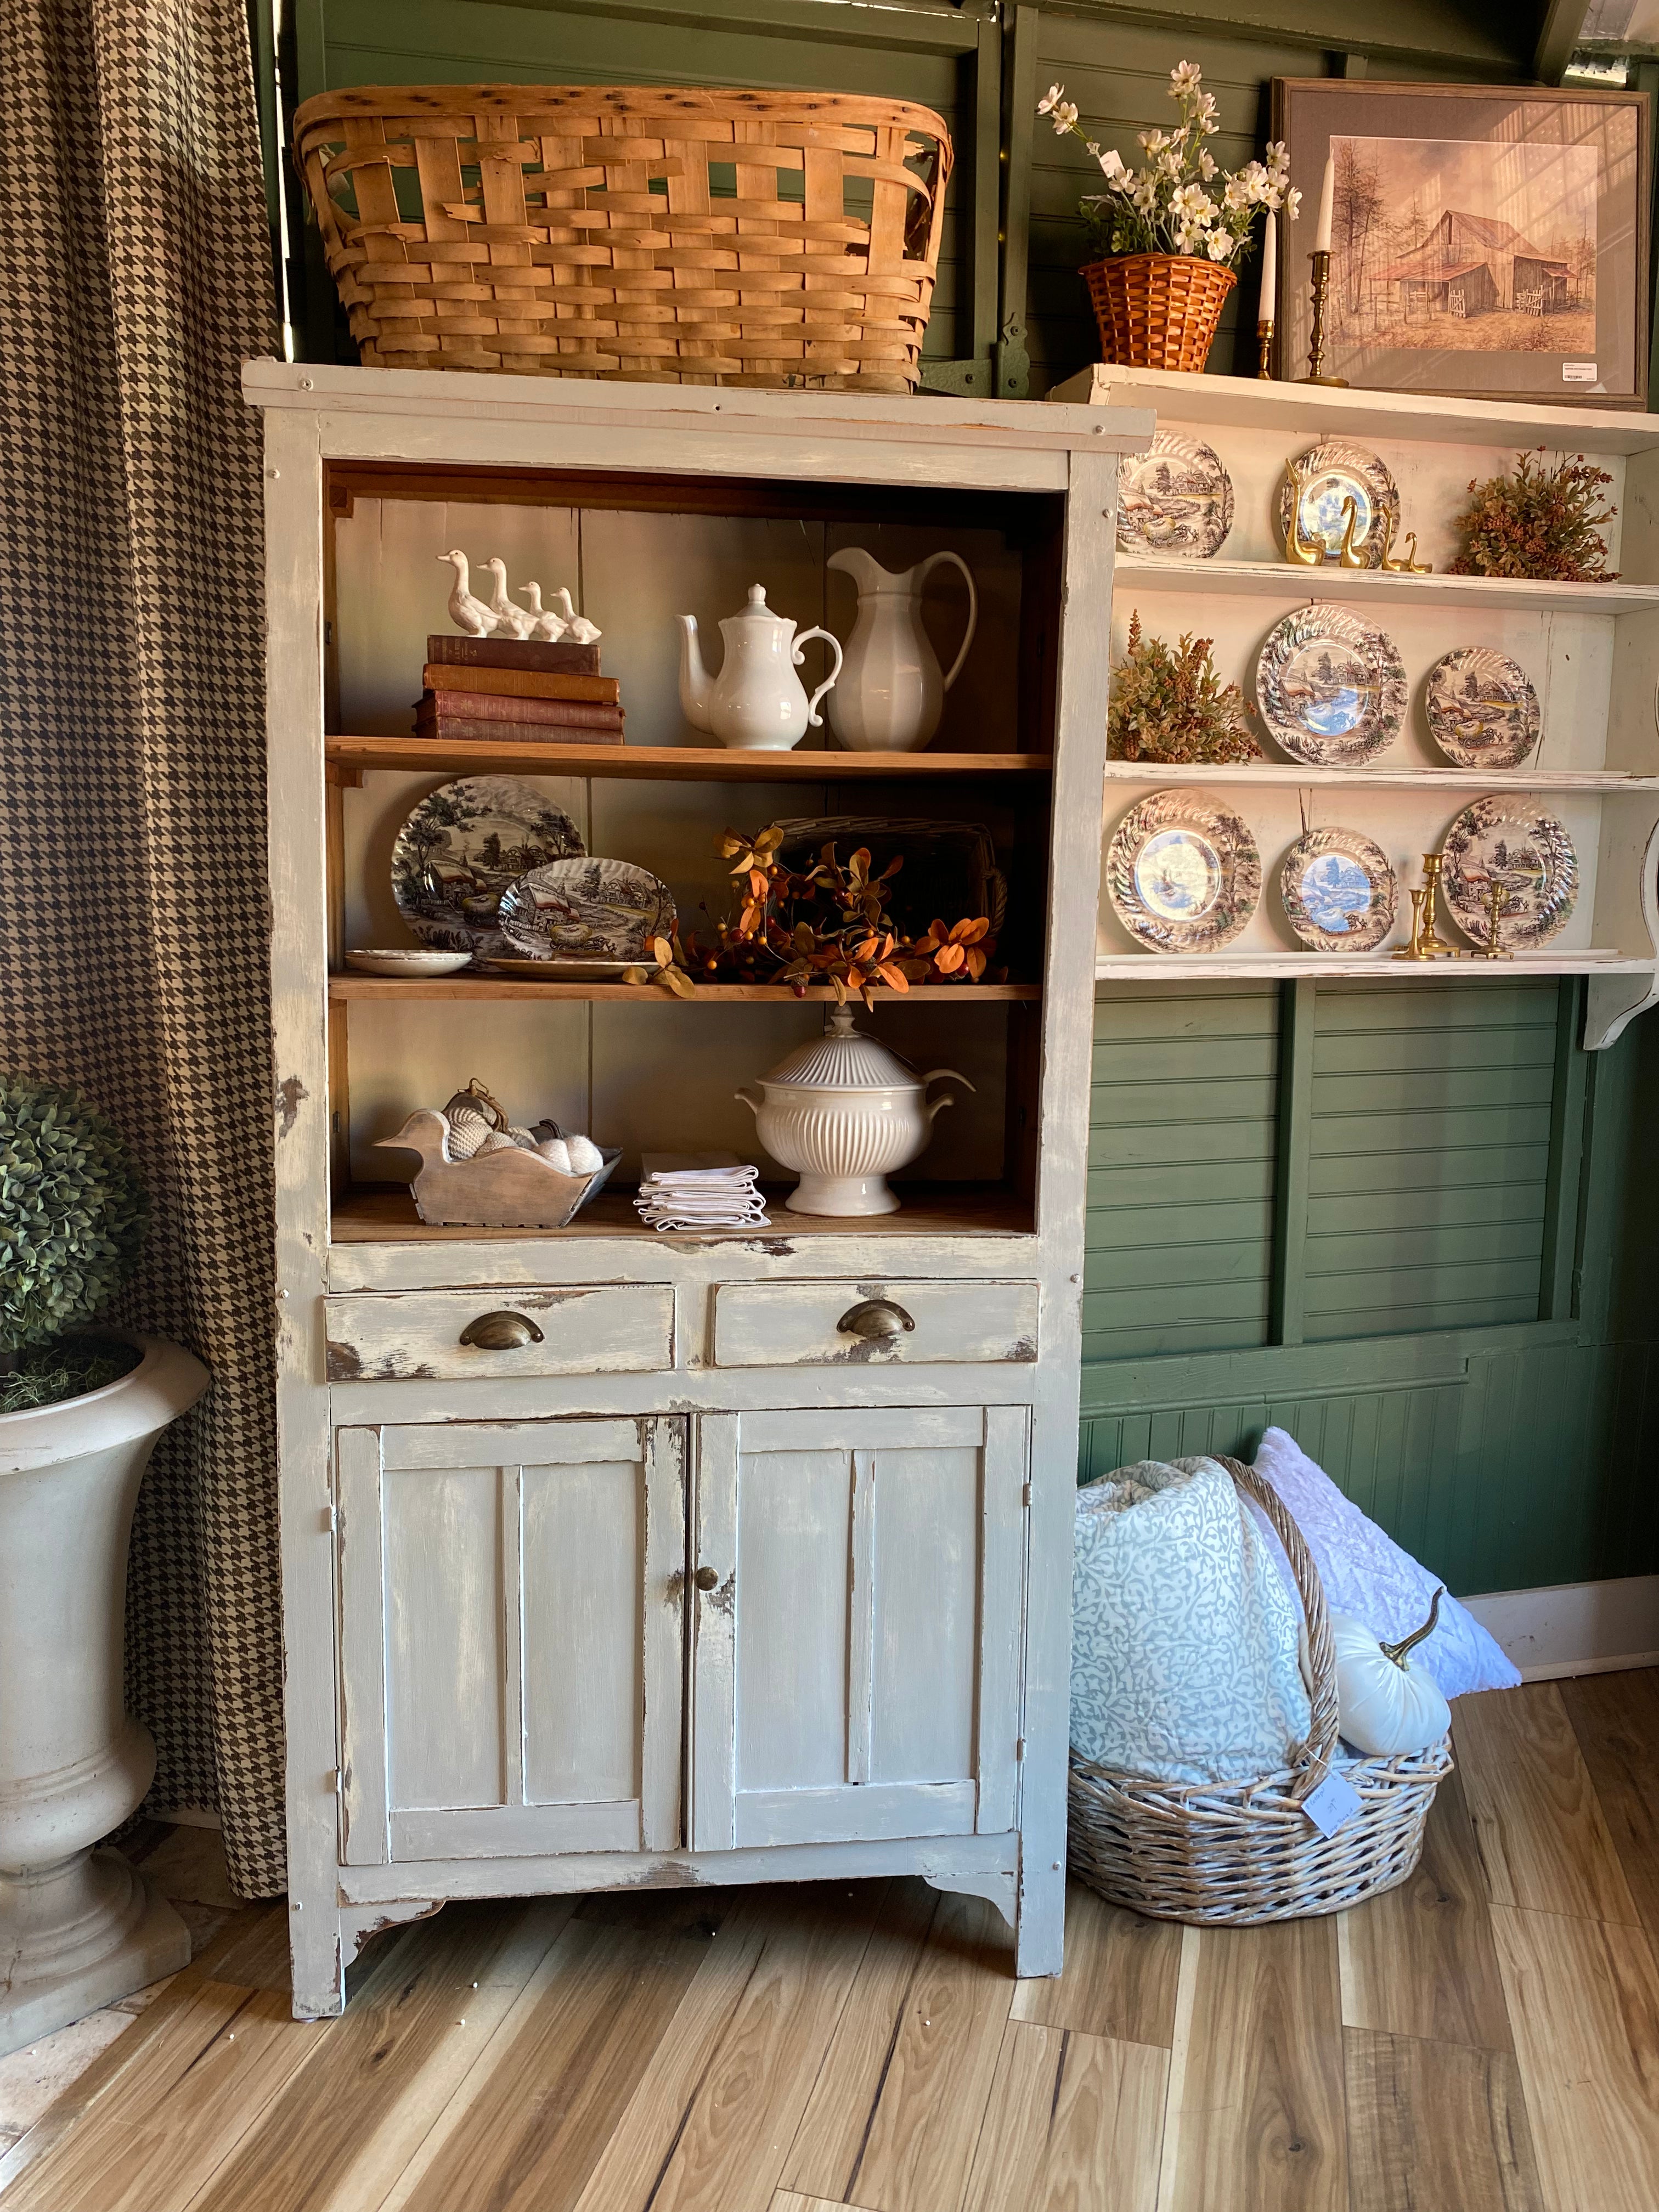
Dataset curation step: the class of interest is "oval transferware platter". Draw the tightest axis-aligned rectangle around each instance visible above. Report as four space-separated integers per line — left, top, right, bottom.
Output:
1440 797 1578 951
1116 432 1234 560
1107 790 1262 954
1277 441 1400 566
1424 650 1541 769
1255 604 1407 768
498 857 676 964
1278 828 1397 953
391 777 585 959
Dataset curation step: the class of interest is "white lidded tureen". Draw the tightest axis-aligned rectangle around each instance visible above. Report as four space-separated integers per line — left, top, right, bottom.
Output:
735 1006 972 1216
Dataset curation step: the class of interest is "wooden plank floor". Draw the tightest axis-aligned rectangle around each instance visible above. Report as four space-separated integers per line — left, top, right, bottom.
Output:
3 1675 1657 2211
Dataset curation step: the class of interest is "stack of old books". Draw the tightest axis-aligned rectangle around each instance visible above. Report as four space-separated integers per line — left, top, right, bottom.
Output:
416 635 624 746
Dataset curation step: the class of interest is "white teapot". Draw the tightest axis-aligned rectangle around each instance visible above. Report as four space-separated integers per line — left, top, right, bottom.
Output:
678 585 843 751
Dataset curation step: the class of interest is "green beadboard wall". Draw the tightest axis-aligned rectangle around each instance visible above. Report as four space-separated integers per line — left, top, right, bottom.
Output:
1081 979 1659 1597
271 0 1659 1598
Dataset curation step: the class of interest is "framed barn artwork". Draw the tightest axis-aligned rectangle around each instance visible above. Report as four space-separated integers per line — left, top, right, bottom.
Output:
1271 80 1649 407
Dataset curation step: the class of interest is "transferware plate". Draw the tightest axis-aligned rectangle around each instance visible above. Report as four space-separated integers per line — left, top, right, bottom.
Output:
1106 790 1261 954
1278 828 1397 953
1116 432 1234 560
1277 439 1400 566
1255 603 1407 768
498 857 676 964
1424 649 1541 769
392 777 584 959
1440 797 1577 951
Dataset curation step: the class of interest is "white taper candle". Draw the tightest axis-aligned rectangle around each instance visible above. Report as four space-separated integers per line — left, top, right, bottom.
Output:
1260 209 1277 318
1313 155 1334 256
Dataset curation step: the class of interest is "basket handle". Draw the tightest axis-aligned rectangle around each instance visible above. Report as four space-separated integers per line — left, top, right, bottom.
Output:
1212 1454 1341 1800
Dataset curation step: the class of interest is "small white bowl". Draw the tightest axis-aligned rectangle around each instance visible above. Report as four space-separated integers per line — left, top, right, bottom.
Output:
343 949 472 977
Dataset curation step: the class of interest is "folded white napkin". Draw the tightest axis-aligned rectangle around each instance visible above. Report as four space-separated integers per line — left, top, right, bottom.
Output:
635 1152 769 1231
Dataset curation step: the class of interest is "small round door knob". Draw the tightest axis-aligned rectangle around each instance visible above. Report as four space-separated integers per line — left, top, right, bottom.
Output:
458 1310 545 1351
693 1565 720 1592
837 1298 915 1341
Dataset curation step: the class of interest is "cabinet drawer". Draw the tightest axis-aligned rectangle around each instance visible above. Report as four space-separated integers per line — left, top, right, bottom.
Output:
711 1280 1037 1368
325 1285 674 1381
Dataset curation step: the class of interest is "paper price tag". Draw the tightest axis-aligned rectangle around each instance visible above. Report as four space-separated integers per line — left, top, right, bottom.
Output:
1563 362 1599 383
1301 1770 1363 1839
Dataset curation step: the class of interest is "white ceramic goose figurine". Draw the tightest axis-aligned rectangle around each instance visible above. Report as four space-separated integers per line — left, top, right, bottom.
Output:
483 558 536 641
439 549 498 637
521 582 569 643
552 586 603 645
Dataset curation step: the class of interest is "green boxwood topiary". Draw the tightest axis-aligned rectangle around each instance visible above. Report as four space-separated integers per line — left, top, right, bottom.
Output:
0 1078 149 1366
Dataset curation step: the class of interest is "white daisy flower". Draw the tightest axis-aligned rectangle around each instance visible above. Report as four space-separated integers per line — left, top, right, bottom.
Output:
1170 59 1203 95
1037 84 1064 116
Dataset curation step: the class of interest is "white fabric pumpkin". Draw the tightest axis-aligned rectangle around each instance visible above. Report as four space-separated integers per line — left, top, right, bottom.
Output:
1324 1590 1452 1757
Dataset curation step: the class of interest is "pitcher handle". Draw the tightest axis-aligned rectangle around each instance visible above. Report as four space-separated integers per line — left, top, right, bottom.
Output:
918 552 978 693
792 627 844 728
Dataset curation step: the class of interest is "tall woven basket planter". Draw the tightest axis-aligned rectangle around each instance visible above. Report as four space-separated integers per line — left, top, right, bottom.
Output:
1068 1457 1453 1926
1082 252 1236 373
294 85 952 391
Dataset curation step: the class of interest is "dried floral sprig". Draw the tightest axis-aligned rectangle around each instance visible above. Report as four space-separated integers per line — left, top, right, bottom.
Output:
623 825 999 1007
1037 61 1299 267
1108 612 1262 765
1448 448 1618 584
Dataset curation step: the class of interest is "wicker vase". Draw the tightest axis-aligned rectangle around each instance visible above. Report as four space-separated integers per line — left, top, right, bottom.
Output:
1082 253 1237 374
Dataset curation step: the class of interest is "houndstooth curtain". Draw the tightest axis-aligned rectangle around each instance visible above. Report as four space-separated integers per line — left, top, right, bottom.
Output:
0 2 285 1891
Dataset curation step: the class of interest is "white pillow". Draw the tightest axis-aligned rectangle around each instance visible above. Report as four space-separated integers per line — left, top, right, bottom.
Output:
1251 1426 1520 1699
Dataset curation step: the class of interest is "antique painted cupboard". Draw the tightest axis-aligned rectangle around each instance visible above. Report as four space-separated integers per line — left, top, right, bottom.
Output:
247 362 1153 2015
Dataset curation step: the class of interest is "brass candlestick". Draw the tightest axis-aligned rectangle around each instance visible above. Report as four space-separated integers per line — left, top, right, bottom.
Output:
1476 877 1514 960
1299 249 1349 387
1392 852 1463 961
1256 319 1274 379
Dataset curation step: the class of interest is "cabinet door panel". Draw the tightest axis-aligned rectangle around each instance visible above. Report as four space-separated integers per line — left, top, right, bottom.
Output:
690 1405 1028 1853
337 1417 686 1866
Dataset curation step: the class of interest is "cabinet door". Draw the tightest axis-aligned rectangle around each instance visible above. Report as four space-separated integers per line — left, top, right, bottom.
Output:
689 1405 1028 1852
336 1417 685 1865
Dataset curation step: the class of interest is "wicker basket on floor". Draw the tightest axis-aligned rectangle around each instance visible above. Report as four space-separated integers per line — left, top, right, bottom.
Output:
294 84 952 391
1068 1455 1453 1926
1082 252 1236 373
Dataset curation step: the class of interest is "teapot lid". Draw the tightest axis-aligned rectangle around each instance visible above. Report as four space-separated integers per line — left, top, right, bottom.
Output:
759 1003 920 1091
726 584 790 629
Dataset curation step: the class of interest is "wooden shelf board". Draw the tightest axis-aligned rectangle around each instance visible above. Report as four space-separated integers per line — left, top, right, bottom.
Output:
1052 363 1659 456
330 1183 1035 1243
1100 763 1659 792
329 976 1039 1002
1096 951 1651 981
325 736 1052 783
1113 556 1659 617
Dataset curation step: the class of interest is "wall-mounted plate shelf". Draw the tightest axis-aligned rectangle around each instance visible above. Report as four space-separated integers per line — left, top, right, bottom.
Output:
1113 557 1659 617
1096 951 1648 981
325 736 1053 785
1101 764 1659 792
328 977 1040 1003
330 1184 1036 1243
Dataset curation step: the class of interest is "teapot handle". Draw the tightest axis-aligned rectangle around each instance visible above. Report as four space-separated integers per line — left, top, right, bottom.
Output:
917 552 978 693
792 627 844 728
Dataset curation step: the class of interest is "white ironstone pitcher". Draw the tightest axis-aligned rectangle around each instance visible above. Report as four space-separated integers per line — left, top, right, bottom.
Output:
825 547 978 752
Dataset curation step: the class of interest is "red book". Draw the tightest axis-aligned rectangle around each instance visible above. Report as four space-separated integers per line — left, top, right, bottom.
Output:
423 664 620 704
427 634 601 676
413 712 627 748
414 690 625 730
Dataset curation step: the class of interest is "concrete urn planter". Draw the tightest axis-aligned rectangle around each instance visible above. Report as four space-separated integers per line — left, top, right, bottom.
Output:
0 1336 208 2056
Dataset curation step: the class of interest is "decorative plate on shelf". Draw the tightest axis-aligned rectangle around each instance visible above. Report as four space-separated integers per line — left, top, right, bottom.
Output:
498 858 676 964
1440 797 1578 951
1106 790 1261 954
1116 432 1234 560
475 956 639 980
1278 829 1397 953
1424 650 1541 769
343 948 473 977
391 777 585 960
1254 604 1407 767
1276 441 1400 567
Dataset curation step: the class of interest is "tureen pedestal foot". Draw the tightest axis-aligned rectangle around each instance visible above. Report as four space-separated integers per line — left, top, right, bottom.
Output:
786 1172 900 1216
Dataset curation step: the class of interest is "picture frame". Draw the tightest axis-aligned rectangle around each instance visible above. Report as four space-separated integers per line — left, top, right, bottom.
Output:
1270 80 1649 408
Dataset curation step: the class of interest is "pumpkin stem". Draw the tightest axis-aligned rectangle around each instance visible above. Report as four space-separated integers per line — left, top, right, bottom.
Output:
1379 1586 1442 1668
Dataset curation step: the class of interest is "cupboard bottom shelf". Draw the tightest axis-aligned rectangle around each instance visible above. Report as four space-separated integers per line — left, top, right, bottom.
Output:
330 1183 1036 1243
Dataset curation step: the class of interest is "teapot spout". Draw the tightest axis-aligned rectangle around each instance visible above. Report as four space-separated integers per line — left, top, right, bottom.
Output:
678 614 715 732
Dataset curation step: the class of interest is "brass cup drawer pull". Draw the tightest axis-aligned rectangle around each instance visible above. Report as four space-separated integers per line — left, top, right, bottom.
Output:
836 1298 916 1341
458 1310 546 1351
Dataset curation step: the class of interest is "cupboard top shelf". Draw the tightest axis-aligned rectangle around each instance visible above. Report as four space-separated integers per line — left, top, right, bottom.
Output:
325 737 1054 783
328 977 1040 1002
1113 557 1659 617
1051 362 1659 455
1099 764 1659 792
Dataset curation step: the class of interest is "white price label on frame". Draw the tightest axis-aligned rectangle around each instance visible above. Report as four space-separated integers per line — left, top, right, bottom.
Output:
1563 362 1599 383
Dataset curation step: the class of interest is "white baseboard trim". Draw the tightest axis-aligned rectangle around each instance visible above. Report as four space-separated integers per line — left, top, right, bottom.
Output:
1462 1575 1659 1682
